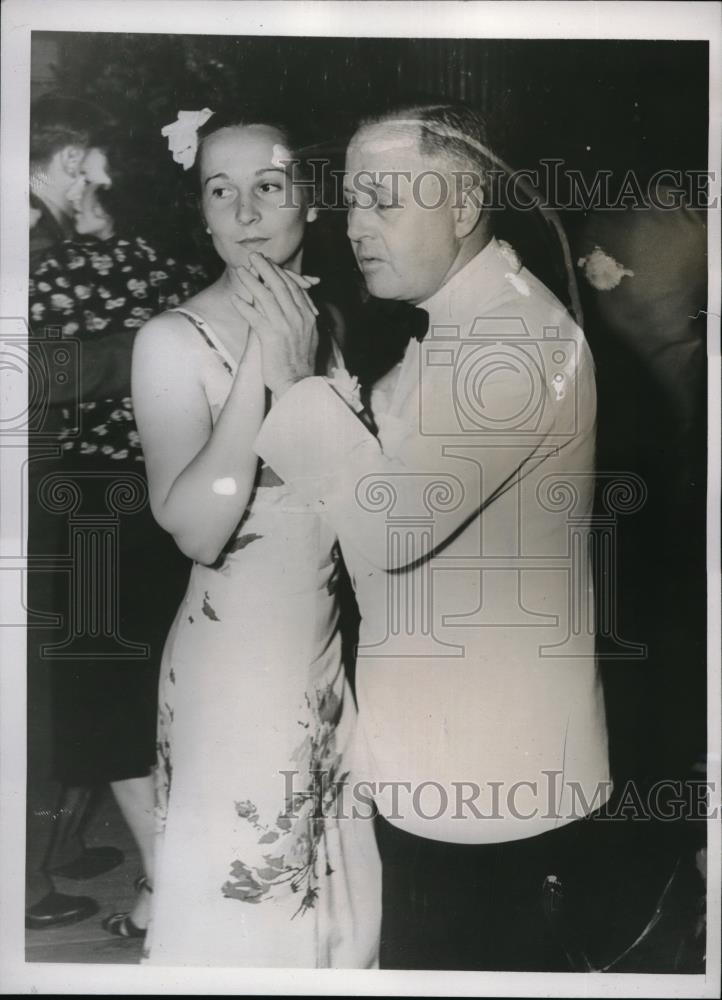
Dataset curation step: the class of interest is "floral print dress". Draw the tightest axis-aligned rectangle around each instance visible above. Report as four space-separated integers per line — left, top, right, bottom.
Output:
28 235 206 785
144 310 381 969
29 234 205 461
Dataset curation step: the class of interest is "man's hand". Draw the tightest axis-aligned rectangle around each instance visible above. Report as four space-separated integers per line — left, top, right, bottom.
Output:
231 253 319 399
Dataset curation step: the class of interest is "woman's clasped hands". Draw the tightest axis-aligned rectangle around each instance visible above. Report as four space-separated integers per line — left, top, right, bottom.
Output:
231 252 320 398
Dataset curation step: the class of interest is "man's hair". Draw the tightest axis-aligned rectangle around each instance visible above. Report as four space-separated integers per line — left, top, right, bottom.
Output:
30 95 110 167
357 99 496 201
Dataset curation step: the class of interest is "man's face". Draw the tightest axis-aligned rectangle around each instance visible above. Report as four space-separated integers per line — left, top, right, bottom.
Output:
344 123 460 305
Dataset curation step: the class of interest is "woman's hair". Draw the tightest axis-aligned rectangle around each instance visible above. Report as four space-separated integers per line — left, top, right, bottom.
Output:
194 106 316 194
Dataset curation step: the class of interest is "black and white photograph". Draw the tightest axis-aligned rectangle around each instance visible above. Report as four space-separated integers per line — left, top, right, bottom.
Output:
1 1 720 995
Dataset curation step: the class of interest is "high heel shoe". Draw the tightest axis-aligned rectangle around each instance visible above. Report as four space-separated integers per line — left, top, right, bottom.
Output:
102 875 152 939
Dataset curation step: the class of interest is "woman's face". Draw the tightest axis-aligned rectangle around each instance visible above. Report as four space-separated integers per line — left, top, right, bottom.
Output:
199 124 317 274
71 148 114 240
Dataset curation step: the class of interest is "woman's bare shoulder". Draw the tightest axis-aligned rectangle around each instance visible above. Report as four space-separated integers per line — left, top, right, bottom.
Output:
139 278 221 338
134 305 206 367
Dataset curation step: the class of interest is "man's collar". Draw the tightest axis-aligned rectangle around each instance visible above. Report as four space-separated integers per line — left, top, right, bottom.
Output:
30 177 73 231
29 191 74 246
417 237 516 329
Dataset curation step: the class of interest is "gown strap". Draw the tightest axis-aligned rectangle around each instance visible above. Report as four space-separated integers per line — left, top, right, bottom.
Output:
171 308 236 376
329 336 345 372
172 308 283 488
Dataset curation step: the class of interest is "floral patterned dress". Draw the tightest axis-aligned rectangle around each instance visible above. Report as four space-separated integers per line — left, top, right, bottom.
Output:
28 236 205 785
29 235 205 462
144 310 381 968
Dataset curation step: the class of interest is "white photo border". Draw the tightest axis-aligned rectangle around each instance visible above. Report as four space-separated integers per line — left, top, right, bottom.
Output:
1 1 720 995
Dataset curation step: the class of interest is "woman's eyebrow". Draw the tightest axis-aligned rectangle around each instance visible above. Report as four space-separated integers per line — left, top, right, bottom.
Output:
203 167 288 187
203 172 230 187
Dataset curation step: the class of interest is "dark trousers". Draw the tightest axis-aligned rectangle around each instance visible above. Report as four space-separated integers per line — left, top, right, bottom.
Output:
375 814 591 971
375 808 705 973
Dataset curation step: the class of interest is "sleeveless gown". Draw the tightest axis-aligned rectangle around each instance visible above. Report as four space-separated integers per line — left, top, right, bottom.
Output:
143 309 381 968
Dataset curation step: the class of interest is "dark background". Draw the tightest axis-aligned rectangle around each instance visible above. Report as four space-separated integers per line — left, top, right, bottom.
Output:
33 34 709 176
32 33 709 271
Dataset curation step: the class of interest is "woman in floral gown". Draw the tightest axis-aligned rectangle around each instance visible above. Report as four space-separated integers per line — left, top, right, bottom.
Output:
132 110 381 967
29 141 205 932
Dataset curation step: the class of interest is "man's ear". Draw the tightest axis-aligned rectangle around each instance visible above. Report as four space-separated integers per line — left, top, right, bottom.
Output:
58 144 85 178
454 180 484 239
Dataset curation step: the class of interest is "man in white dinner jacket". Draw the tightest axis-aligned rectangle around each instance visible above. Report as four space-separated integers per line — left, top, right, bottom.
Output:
254 100 612 970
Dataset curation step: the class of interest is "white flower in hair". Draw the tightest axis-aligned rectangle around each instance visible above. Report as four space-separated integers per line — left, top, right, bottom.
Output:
161 109 214 170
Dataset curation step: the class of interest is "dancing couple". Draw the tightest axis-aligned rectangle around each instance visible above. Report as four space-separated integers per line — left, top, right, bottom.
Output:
130 99 609 969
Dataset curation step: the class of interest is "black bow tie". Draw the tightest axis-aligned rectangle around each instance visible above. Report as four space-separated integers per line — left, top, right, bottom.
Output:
401 306 430 343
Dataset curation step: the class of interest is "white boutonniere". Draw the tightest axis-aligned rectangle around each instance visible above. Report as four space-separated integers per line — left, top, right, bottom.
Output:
497 239 522 272
496 240 531 295
327 366 364 413
577 245 635 291
160 109 214 170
